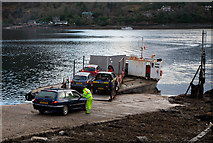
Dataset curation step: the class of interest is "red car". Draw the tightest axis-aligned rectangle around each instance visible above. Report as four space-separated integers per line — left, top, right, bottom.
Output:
80 65 102 76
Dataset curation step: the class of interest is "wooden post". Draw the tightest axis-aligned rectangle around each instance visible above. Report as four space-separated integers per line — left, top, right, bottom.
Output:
185 31 206 97
73 60 75 78
185 65 201 95
83 56 85 69
199 30 206 97
106 56 109 71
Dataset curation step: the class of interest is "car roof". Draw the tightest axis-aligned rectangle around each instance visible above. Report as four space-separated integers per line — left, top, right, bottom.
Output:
84 64 98 68
75 72 91 76
97 71 113 74
41 88 78 92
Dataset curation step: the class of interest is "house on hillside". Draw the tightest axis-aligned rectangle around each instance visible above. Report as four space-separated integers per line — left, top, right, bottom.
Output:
157 6 172 12
27 20 36 25
53 17 60 23
82 11 93 24
205 5 212 11
82 12 93 18
55 21 68 25
52 16 68 25
144 11 153 17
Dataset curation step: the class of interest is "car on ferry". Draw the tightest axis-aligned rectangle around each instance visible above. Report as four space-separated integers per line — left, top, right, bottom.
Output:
33 89 86 116
80 64 102 76
71 72 94 91
92 71 119 95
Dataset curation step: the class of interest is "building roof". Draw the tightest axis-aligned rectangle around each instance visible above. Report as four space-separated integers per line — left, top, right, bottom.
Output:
82 12 93 15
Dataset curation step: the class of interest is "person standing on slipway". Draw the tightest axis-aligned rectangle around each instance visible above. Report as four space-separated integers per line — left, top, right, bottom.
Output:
82 87 93 114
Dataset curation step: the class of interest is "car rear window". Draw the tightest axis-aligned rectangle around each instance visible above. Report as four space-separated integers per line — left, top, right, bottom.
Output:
83 67 95 71
74 75 87 80
37 91 57 99
96 74 112 81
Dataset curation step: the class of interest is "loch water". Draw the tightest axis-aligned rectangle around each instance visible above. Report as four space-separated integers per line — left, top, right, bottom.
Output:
1 28 212 105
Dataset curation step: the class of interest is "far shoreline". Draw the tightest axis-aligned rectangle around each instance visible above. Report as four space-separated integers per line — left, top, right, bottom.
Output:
3 23 212 30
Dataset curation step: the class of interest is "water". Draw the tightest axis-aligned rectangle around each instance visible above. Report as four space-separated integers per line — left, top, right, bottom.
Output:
1 28 212 105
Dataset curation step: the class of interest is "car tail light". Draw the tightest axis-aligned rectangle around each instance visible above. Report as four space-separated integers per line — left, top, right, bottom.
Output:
33 99 37 103
51 101 58 104
160 70 162 76
71 80 74 83
82 70 84 72
86 81 89 84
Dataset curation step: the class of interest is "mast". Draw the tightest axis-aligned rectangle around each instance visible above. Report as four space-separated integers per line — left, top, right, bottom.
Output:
199 30 206 96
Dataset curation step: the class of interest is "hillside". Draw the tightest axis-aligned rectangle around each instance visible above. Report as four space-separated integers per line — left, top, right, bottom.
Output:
2 2 212 27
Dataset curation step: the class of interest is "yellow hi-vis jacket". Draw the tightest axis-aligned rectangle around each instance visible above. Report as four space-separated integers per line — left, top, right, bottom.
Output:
83 88 93 99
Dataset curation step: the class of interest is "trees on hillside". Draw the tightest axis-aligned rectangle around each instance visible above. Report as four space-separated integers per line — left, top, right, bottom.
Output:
2 2 211 26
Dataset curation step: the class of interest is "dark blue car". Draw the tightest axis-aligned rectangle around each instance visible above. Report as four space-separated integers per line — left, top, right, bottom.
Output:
71 72 95 91
33 89 87 116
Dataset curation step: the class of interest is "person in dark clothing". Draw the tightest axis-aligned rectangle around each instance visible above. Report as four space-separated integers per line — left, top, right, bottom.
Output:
108 64 114 72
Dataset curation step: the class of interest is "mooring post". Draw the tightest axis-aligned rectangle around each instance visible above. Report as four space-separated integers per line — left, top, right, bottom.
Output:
185 30 206 97
198 30 206 97
106 56 109 71
73 60 75 78
83 56 85 69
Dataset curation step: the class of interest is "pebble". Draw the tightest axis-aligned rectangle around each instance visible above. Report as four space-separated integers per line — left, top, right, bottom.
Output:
31 136 48 141
59 130 65 136
136 136 148 143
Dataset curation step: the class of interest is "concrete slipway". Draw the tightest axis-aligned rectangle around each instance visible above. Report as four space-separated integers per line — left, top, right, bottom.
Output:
1 93 179 142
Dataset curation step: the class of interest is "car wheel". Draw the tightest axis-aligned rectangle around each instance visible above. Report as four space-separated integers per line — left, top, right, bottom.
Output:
62 105 69 116
39 110 45 114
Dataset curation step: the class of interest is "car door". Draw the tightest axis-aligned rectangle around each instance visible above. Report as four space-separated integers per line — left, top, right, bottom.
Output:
58 91 69 105
64 91 78 109
65 91 84 109
72 91 85 107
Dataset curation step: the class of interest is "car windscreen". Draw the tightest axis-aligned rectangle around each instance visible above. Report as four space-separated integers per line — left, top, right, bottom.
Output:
37 91 57 99
83 67 95 71
74 75 87 80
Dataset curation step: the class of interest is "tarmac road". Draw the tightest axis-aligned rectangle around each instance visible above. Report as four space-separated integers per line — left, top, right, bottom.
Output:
1 94 179 141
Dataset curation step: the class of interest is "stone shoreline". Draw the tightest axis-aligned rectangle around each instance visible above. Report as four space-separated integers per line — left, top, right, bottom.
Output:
3 23 212 30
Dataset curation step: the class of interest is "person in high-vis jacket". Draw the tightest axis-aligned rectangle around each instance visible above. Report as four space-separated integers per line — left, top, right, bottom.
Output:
82 87 93 114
